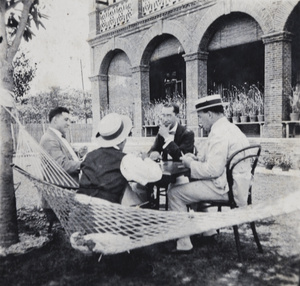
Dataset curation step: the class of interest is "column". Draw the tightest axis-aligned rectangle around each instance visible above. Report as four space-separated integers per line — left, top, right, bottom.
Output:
183 51 208 136
131 65 150 136
89 74 108 140
262 31 293 138
88 0 100 38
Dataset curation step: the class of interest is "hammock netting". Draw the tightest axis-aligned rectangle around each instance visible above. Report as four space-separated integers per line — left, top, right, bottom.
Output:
13 125 78 189
9 109 300 255
15 168 300 255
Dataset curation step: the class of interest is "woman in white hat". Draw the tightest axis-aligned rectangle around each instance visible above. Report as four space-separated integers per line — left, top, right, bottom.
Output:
78 113 162 206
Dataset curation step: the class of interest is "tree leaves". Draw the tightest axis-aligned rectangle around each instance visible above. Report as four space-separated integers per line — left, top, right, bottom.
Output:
17 88 93 123
13 51 37 100
5 0 47 43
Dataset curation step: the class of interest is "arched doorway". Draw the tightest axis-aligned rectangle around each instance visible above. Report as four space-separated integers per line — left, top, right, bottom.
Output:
149 35 186 101
204 13 265 137
107 51 133 110
206 13 264 95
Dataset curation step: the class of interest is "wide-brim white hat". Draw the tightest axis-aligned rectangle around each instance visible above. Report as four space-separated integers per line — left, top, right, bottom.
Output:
95 113 132 147
194 94 228 112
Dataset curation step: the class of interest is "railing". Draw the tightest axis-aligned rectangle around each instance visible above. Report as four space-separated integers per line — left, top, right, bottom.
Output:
141 0 184 16
99 0 134 32
96 0 200 33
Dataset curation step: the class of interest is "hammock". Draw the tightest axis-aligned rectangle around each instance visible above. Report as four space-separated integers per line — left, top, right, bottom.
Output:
15 167 300 255
13 125 78 189
7 107 300 255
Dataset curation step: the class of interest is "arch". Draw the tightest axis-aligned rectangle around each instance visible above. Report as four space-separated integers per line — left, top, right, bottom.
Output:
275 0 299 31
137 19 193 66
192 0 274 52
94 37 134 75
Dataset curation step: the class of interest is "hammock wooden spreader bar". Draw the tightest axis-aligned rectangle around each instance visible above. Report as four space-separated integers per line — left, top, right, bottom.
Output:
16 167 300 255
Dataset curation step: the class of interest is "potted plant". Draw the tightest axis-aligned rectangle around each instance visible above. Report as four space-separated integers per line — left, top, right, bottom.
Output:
248 98 258 122
277 155 293 171
262 152 277 170
231 99 242 123
238 92 249 122
250 85 264 122
143 103 155 125
224 102 233 122
289 89 300 121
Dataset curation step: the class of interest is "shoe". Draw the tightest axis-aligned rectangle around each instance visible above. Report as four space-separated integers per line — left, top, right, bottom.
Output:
201 234 218 244
169 248 193 255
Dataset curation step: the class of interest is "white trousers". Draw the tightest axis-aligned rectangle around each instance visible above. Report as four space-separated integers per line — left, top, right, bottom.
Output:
168 179 228 250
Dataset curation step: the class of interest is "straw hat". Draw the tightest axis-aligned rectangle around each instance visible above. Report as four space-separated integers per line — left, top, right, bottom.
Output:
194 94 226 112
95 113 132 147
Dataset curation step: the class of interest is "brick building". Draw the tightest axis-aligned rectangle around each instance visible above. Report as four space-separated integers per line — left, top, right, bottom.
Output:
88 0 300 140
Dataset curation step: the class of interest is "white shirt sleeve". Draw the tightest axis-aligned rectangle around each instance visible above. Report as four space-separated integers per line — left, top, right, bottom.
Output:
120 154 162 186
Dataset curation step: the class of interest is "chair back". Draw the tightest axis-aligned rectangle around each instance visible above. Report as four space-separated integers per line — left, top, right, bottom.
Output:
226 145 261 208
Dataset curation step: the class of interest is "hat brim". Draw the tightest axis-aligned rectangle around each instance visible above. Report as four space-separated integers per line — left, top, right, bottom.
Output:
96 115 132 148
192 102 229 113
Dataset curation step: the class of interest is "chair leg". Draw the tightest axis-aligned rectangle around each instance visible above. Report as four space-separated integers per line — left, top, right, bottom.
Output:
250 222 263 253
156 187 160 210
233 225 243 262
165 193 168 210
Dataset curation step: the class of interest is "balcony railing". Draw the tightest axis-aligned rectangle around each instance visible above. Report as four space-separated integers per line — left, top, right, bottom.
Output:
97 0 194 33
99 0 133 32
142 0 184 16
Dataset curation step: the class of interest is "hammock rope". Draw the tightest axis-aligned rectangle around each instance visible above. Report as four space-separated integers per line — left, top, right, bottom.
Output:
12 118 78 189
17 168 300 255
3 105 300 255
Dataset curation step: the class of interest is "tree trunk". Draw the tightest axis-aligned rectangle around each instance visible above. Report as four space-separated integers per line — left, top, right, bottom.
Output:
0 0 35 247
0 105 19 247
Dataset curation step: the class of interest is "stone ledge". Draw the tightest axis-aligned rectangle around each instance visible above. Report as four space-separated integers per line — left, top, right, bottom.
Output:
256 166 300 178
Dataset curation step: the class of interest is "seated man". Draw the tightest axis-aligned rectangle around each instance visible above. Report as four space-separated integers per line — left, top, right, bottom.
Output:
78 113 162 206
40 107 82 183
148 102 196 192
40 106 83 230
168 94 251 253
148 102 195 162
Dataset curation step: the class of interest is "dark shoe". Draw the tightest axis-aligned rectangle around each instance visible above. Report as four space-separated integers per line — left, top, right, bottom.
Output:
203 234 218 242
169 248 193 255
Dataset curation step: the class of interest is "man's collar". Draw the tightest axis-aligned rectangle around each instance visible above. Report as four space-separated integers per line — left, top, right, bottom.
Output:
49 127 62 137
169 122 178 133
211 116 226 131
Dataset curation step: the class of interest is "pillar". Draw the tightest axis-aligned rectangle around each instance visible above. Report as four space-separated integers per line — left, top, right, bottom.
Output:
262 31 293 138
89 74 108 140
183 51 208 136
131 65 150 136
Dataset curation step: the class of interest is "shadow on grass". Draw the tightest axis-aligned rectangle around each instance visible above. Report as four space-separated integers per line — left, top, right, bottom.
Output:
0 211 299 286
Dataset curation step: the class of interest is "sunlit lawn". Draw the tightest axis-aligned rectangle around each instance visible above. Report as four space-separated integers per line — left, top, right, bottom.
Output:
1 170 299 286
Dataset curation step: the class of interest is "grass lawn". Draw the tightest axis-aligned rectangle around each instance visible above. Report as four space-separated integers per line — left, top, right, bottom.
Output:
0 170 299 286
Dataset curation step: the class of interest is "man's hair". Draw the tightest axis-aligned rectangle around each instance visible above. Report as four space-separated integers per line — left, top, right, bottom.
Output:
163 102 180 115
49 107 69 122
201 105 224 114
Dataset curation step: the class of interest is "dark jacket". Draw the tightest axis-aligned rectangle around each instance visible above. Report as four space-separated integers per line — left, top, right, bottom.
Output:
78 147 127 204
148 124 195 161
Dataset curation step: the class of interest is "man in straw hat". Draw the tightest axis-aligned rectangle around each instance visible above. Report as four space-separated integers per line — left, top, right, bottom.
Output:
78 113 162 206
167 94 251 254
